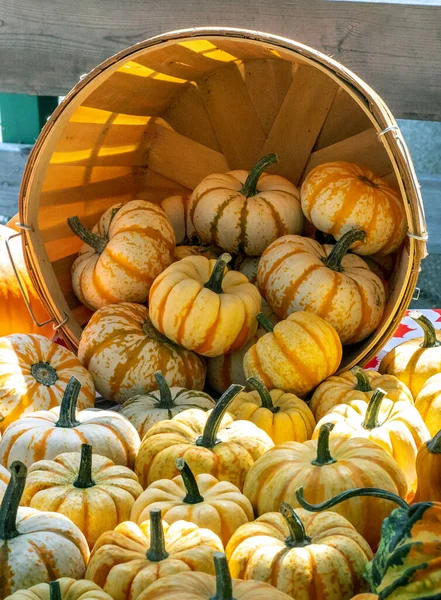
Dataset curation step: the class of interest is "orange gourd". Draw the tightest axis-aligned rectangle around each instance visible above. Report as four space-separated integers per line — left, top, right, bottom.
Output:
415 372 441 435
413 429 441 503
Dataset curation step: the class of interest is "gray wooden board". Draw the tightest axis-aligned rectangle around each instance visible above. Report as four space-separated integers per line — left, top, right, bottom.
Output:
0 1 440 120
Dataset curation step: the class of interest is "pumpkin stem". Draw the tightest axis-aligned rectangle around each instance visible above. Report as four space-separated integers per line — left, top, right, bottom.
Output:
73 444 96 489
55 377 81 428
30 362 58 387
241 154 278 198
210 552 236 600
351 366 372 392
256 312 274 333
196 384 244 449
280 502 311 547
146 508 169 562
295 486 409 512
409 310 441 348
204 253 232 294
176 458 204 504
246 377 279 413
361 388 387 430
154 372 175 409
427 429 441 454
0 461 27 540
311 423 337 466
322 229 367 272
67 216 108 254
49 581 62 600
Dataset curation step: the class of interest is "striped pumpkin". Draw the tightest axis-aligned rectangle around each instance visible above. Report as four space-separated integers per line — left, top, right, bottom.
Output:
301 161 406 256
68 200 176 310
149 253 261 358
0 333 95 433
4 579 113 600
257 231 386 344
78 302 206 402
0 464 9 500
189 154 304 256
161 194 195 245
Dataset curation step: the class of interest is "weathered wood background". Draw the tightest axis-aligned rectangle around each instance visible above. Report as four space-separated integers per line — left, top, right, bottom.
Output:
0 0 440 120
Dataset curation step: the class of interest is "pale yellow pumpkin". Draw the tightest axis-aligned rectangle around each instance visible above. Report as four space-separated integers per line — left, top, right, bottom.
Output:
415 373 441 435
161 194 195 245
78 303 206 402
301 161 406 255
243 311 342 397
86 509 224 600
5 578 113 600
148 254 261 357
189 154 304 256
21 444 143 548
68 200 176 310
0 333 95 433
310 366 413 421
134 384 274 490
257 231 386 344
226 503 373 599
227 377 316 444
130 458 253 545
0 377 140 468
312 388 430 493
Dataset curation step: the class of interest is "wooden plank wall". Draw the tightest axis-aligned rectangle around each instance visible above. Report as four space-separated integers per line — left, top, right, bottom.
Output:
0 0 440 120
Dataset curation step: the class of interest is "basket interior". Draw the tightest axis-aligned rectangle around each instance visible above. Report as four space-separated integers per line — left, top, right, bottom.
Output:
24 34 412 367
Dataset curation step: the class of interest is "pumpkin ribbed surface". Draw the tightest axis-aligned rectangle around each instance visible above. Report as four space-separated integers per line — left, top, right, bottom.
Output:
415 373 441 435
413 430 441 503
161 195 195 245
4 578 113 600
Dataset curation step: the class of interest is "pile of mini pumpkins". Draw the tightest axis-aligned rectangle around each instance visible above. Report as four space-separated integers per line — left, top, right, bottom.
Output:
0 156 441 600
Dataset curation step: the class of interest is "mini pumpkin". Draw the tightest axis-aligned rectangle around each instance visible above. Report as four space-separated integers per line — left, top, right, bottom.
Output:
0 461 90 597
0 333 95 432
227 377 316 444
189 153 304 256
78 302 206 402
415 372 441 435
0 377 140 468
380 310 441 398
300 161 406 256
85 508 224 600
68 200 175 310
243 311 342 397
130 458 253 545
226 502 373 599
21 443 143 548
243 422 407 547
148 253 261 357
413 429 441 503
310 366 413 421
312 388 430 492
160 194 195 245
119 372 215 438
134 384 274 490
257 230 386 344
4 578 113 600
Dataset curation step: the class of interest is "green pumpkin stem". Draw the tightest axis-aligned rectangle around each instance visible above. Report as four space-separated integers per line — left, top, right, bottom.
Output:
0 461 27 540
323 230 367 272
176 458 204 504
361 388 387 430
210 552 236 600
154 372 175 409
204 253 232 294
196 384 244 449
427 429 441 454
241 154 278 198
257 312 274 333
351 366 372 392
146 508 169 562
312 423 337 466
280 502 311 547
295 486 409 511
67 216 108 254
246 377 278 412
49 581 62 600
73 444 96 489
409 310 441 348
55 377 81 428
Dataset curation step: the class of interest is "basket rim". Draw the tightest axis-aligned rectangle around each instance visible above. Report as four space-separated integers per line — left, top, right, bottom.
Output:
18 26 427 367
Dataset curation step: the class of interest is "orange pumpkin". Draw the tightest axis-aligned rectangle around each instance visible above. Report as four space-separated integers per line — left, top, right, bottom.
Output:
160 194 195 245
257 231 386 344
0 225 53 338
413 429 441 503
415 372 441 435
301 161 406 255
4 578 113 600
0 333 95 433
68 200 176 310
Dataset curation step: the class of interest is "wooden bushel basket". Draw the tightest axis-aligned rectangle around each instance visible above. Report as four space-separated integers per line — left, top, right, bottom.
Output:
17 27 427 370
